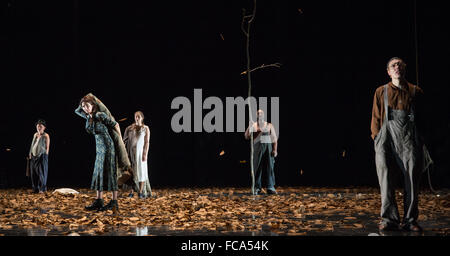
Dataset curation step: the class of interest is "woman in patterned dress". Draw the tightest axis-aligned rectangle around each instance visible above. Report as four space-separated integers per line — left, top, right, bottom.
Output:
75 95 122 212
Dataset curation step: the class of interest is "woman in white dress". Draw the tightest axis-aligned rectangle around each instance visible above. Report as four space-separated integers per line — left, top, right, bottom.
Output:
123 111 152 198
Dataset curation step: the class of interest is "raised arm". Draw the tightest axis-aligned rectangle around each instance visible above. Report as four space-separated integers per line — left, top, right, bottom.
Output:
75 105 88 119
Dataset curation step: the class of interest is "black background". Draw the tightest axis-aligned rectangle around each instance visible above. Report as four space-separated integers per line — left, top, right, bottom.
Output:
0 0 449 189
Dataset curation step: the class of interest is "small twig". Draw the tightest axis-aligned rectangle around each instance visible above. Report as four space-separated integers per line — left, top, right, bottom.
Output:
241 9 249 37
240 63 282 75
248 2 256 23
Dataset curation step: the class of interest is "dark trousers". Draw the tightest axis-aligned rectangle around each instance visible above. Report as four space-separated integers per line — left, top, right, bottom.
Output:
253 142 276 191
30 154 48 192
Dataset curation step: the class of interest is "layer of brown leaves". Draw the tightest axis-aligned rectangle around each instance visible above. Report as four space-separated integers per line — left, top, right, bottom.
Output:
0 187 448 235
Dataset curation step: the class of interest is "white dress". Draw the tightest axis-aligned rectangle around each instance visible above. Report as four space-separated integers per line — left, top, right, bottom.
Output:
123 125 152 196
135 126 148 182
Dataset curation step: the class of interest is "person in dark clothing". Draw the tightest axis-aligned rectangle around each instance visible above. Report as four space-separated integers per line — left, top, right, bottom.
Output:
28 119 50 193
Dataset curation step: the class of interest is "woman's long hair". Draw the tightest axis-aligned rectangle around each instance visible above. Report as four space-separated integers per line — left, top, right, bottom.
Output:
80 95 98 124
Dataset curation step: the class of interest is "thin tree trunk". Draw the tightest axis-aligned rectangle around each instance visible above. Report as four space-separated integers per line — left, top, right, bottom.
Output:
242 0 257 195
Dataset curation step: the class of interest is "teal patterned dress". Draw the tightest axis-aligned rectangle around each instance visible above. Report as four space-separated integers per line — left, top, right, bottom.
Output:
75 106 118 191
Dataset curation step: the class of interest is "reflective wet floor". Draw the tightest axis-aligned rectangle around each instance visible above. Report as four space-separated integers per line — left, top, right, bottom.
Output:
0 187 448 236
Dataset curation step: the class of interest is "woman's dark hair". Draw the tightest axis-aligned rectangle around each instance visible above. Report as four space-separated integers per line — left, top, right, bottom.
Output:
80 95 98 124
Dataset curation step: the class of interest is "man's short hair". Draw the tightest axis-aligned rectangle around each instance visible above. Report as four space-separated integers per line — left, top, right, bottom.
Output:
386 57 405 69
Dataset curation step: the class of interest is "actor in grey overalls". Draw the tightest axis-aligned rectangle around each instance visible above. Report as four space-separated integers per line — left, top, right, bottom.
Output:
371 57 424 232
245 110 278 195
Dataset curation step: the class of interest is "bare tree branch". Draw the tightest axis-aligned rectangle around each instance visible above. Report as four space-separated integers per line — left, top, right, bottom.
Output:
248 0 256 23
241 9 249 37
240 63 282 75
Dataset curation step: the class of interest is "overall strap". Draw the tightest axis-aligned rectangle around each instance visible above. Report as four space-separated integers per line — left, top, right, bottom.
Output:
384 84 389 121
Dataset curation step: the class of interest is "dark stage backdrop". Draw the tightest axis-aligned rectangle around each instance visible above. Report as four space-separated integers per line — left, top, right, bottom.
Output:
0 1 449 189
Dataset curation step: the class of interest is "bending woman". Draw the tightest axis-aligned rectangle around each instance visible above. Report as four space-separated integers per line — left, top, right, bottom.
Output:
75 94 121 212
123 111 152 198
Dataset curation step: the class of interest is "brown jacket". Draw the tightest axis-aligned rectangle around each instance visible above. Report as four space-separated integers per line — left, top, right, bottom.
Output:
371 82 424 140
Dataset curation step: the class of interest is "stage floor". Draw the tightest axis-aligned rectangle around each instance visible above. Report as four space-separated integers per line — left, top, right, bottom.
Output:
0 187 448 236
